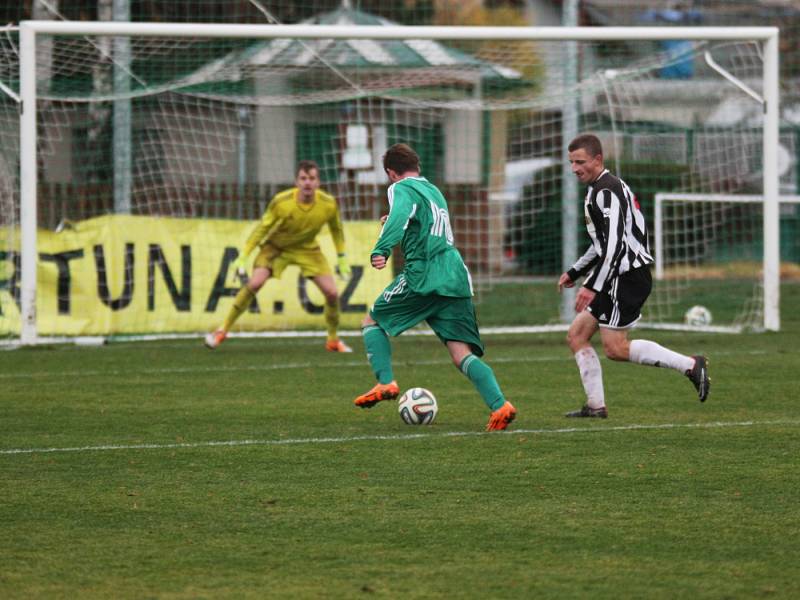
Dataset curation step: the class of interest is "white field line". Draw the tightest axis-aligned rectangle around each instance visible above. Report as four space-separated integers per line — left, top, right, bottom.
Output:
2 419 798 456
0 349 769 381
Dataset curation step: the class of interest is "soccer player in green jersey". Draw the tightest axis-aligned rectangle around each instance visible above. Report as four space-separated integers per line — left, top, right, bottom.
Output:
353 143 517 431
205 160 353 353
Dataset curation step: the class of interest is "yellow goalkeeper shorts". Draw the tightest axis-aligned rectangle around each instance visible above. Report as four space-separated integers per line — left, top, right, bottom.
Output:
254 243 332 279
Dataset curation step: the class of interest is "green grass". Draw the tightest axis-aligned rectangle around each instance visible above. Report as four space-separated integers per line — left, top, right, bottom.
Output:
474 279 787 327
2 286 800 598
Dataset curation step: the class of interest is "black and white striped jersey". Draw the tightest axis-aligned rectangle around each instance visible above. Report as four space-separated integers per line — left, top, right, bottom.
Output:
567 169 653 293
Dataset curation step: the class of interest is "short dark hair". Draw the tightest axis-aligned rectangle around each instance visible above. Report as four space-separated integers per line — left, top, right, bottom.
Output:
568 134 603 158
296 160 319 177
382 143 420 174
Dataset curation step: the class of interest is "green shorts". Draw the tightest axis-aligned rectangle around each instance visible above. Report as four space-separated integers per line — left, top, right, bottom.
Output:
370 274 485 356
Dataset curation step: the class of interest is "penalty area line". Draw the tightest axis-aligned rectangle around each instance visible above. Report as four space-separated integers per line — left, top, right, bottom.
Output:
2 419 799 456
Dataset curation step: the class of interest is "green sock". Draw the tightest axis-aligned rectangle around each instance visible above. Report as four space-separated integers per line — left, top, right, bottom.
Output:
459 354 505 411
363 325 394 384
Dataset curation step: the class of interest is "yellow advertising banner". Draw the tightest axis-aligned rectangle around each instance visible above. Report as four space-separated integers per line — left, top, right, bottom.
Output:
0 215 391 336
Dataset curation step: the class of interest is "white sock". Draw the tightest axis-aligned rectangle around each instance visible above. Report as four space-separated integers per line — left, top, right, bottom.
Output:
575 347 605 409
629 339 694 373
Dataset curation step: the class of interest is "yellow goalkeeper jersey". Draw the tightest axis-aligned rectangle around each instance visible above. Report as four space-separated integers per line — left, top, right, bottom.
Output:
240 187 346 258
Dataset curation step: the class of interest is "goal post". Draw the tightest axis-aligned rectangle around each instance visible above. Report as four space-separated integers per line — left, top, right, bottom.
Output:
6 21 782 345
654 193 800 332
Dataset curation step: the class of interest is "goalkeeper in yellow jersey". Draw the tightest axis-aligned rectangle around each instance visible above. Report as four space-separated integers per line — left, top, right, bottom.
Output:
204 160 353 352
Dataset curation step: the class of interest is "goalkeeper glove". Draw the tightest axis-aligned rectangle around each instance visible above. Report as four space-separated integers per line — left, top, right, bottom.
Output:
231 254 248 283
336 253 352 281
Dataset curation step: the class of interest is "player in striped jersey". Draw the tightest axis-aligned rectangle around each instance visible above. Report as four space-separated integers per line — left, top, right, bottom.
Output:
558 134 709 417
353 143 516 431
204 160 353 353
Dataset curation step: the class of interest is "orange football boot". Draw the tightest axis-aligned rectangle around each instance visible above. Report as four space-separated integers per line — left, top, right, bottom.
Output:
354 381 400 408
486 401 517 431
326 339 353 353
204 329 227 349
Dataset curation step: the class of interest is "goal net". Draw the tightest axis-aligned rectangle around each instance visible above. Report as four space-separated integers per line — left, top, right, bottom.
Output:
0 19 782 344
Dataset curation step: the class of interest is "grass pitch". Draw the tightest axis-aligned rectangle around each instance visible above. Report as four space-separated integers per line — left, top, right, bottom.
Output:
2 285 800 598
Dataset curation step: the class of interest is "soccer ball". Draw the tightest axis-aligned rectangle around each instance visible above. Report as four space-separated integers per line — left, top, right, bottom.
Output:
398 388 438 425
684 305 713 327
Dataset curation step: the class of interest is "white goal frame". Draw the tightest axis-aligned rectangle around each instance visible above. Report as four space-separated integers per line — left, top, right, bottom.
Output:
654 192 796 331
16 21 781 344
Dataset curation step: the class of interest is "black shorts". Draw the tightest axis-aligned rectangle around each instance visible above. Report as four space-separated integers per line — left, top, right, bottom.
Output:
587 266 652 329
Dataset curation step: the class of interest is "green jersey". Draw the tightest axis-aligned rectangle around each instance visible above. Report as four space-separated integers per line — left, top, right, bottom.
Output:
371 176 473 298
